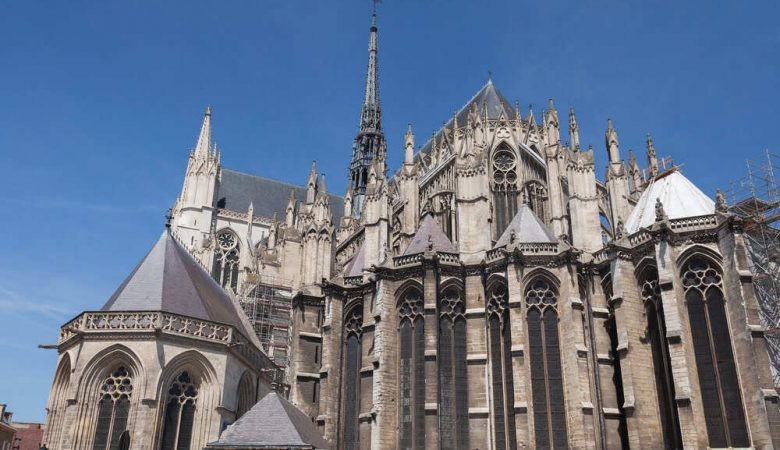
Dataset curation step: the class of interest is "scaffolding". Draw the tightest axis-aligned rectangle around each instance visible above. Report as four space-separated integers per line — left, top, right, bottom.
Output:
239 274 294 373
727 150 780 388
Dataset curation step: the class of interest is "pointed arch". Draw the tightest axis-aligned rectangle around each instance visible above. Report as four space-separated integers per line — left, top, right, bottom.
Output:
213 228 241 292
521 268 560 291
491 144 520 237
396 283 425 449
235 370 256 419
486 277 516 449
676 244 723 271
438 279 469 450
636 264 682 449
341 303 363 450
45 354 73 449
525 276 567 449
681 255 749 447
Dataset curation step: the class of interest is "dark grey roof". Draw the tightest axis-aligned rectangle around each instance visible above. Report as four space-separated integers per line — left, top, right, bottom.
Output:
495 204 557 247
404 215 457 255
419 80 515 155
101 230 255 340
344 243 365 277
207 392 329 449
217 169 343 221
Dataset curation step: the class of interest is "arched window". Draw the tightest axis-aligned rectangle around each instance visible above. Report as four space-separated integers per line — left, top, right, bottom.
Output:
682 257 749 447
342 307 363 450
398 289 425 449
638 267 682 449
235 372 255 419
487 281 517 450
438 286 469 450
523 181 548 223
526 279 567 449
160 371 199 450
93 367 133 450
213 230 240 292
492 148 520 237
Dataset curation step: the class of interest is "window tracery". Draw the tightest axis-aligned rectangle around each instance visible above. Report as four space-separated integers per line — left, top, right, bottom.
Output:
682 257 749 447
342 307 363 450
525 279 567 449
492 148 520 237
160 371 199 450
638 267 682 449
438 286 468 450
93 367 133 450
523 181 548 223
213 230 240 292
398 289 425 449
487 282 517 450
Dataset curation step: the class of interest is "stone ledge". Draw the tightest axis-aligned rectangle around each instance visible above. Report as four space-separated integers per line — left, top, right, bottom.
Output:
570 298 584 310
510 345 524 357
424 403 438 412
467 353 487 363
576 344 588 357
602 407 621 418
296 372 320 380
581 401 594 411
513 402 527 413
465 308 485 318
591 307 610 318
299 331 322 339
424 350 437 361
762 389 779 399
359 365 373 374
468 407 490 417
596 353 613 364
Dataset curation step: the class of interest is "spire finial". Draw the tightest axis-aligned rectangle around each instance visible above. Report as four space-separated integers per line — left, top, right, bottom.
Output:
569 106 580 150
194 105 212 156
646 133 659 176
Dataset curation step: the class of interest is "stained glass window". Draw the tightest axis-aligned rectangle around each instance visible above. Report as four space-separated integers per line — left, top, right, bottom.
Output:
398 289 425 449
160 371 199 450
93 367 132 450
213 230 240 292
487 282 517 450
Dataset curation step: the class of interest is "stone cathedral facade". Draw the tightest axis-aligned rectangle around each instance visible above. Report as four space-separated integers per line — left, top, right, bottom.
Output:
44 10 780 450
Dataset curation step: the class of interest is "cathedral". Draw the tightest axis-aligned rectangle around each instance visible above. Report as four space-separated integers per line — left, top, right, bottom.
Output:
42 9 780 450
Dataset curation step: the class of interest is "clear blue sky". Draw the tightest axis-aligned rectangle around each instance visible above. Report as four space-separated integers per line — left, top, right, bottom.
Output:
0 1 777 422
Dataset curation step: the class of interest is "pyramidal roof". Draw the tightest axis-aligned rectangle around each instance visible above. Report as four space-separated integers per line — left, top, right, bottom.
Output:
101 230 259 347
418 80 515 155
625 169 715 233
344 243 366 278
404 215 457 255
207 391 329 449
495 204 557 248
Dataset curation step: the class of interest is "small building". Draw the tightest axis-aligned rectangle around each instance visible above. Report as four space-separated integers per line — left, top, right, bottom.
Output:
0 405 15 450
10 422 44 450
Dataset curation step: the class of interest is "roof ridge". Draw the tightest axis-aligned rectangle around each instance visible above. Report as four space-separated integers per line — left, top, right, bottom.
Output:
222 167 344 200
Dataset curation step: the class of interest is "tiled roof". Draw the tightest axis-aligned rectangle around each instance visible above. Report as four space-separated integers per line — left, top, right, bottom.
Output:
101 230 258 345
217 168 343 221
495 204 557 247
625 169 715 233
404 215 457 255
344 243 366 277
207 392 329 449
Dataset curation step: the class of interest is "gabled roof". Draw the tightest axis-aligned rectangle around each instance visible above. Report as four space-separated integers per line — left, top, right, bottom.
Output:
404 215 457 255
625 169 715 233
101 230 259 346
207 392 329 449
495 204 557 248
216 168 343 221
418 80 515 156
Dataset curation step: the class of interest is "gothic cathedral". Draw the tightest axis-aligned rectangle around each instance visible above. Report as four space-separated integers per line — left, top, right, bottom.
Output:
43 10 780 450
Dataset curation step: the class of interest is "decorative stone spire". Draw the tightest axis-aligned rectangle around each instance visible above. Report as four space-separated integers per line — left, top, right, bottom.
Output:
306 161 317 204
545 99 560 145
569 106 580 150
343 184 353 218
194 105 212 157
286 189 296 227
404 123 415 165
319 174 327 195
349 10 386 218
646 134 659 176
606 119 620 163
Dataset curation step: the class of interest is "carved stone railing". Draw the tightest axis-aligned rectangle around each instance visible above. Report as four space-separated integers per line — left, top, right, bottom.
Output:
486 242 559 262
486 248 505 262
344 275 364 286
437 252 460 264
669 214 718 232
593 248 612 263
627 229 652 247
393 253 423 267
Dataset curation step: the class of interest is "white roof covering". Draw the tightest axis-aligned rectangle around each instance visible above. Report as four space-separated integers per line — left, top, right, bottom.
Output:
625 170 715 233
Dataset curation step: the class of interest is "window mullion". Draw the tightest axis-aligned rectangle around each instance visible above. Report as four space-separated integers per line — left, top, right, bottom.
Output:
703 291 731 446
541 309 554 447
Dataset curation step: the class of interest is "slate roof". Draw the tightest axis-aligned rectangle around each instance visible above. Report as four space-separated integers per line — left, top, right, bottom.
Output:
207 392 329 449
217 168 344 221
404 215 457 255
418 79 515 156
344 243 366 277
625 169 715 233
495 204 557 247
101 230 259 346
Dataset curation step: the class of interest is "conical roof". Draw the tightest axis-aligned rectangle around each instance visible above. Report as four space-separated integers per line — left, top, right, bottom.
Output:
625 169 715 233
101 230 258 346
404 215 457 255
495 204 557 248
207 392 329 449
418 80 515 155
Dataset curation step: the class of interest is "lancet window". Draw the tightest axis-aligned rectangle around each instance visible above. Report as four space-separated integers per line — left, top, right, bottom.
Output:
526 279 567 449
639 267 682 449
492 148 520 237
342 306 363 450
523 181 548 223
682 257 749 447
93 367 133 450
438 286 469 450
213 230 240 292
487 281 517 450
398 289 425 449
160 371 199 450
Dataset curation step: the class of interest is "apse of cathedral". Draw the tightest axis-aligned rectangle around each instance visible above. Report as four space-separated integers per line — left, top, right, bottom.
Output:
42 9 780 450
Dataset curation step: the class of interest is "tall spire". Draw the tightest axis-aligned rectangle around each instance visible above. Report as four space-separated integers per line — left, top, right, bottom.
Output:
569 106 580 150
349 8 387 218
194 105 212 156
